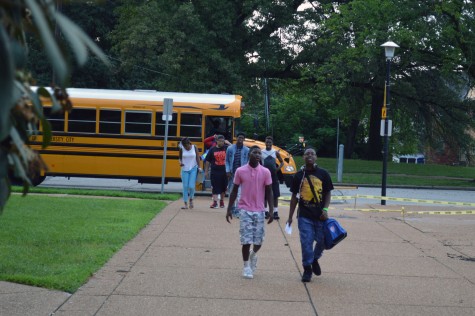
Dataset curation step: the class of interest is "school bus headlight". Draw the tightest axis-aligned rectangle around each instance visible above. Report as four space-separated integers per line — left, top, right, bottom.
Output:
285 166 295 172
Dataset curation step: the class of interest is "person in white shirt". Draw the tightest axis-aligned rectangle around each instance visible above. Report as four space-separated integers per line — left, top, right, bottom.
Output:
179 137 201 209
261 136 284 219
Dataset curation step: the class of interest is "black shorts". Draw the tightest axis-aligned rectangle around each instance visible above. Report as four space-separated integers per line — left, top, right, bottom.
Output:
211 171 228 194
271 174 280 198
265 174 280 206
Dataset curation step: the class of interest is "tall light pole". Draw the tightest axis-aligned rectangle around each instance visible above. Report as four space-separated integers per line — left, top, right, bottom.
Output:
380 41 399 205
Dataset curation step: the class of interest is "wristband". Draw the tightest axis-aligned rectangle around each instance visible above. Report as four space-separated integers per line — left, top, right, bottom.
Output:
323 207 328 212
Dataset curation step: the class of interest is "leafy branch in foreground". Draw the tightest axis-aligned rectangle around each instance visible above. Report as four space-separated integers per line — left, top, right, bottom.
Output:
0 0 109 212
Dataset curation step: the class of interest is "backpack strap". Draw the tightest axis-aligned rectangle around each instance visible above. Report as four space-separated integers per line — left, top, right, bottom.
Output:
304 173 319 203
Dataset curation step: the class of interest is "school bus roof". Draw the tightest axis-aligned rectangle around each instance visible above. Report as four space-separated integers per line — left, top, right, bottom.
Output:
32 87 242 105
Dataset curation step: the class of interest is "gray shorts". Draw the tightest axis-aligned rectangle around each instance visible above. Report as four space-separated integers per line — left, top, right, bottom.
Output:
239 210 266 245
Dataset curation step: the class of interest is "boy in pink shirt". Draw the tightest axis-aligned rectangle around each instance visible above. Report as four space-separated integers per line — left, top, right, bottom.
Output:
226 146 274 279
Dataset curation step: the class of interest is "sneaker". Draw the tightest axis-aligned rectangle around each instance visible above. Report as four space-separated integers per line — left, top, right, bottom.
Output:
265 211 270 219
220 200 225 208
301 265 312 282
210 201 218 209
250 250 258 273
273 211 280 220
242 266 253 279
312 259 321 276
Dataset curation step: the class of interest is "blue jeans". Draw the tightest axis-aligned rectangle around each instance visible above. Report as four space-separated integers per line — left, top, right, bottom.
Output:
181 166 198 202
298 216 325 266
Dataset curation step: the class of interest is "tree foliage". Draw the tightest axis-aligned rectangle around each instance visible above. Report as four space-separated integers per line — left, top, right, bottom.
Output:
0 0 108 211
24 1 475 164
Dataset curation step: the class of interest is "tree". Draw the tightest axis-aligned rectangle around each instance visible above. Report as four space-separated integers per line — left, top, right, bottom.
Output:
23 0 475 162
300 0 475 159
0 0 108 211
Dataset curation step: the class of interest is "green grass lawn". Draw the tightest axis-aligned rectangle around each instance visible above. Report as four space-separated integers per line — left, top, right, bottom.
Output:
0 194 171 293
292 157 475 188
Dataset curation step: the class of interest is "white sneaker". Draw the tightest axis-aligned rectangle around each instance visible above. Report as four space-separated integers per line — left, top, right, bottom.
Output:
242 266 253 279
250 250 258 273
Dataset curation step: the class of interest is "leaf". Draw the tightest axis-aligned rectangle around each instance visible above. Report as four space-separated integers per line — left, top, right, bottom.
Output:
22 180 30 197
55 11 111 67
29 86 52 147
25 0 68 85
54 13 89 66
75 27 111 67
49 90 63 114
36 86 51 98
28 85 46 119
40 118 52 148
9 153 30 186
0 26 15 142
10 127 29 167
0 147 8 178
0 177 10 214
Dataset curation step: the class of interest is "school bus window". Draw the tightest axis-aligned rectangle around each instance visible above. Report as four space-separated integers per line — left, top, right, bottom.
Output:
125 111 152 134
180 113 202 137
206 116 233 140
155 112 177 136
99 109 121 134
68 108 96 133
43 107 65 132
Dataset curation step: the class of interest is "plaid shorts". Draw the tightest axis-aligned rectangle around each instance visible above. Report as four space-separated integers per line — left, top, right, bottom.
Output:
239 210 266 245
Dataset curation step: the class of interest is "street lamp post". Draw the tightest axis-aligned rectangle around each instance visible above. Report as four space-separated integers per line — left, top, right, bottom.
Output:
380 41 399 205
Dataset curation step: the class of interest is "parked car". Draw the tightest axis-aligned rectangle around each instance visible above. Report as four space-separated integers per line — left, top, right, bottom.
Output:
393 154 425 164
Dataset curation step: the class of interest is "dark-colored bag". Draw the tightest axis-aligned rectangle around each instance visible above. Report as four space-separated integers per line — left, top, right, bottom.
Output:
323 218 347 250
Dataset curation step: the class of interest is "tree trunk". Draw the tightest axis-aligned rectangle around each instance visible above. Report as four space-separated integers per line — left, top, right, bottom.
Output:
367 90 383 160
345 118 359 158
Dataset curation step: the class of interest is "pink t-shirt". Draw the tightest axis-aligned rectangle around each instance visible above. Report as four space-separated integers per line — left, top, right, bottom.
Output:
233 164 272 212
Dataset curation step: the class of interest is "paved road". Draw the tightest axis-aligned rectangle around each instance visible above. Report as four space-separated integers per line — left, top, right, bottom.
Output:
39 176 475 205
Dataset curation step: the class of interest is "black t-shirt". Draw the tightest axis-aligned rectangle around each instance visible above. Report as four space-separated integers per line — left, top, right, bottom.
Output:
290 166 334 220
205 145 227 173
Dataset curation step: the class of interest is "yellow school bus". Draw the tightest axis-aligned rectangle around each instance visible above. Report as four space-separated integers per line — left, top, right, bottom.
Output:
28 87 296 186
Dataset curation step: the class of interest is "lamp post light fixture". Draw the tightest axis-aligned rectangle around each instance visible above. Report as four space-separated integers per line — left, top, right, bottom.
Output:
380 41 399 205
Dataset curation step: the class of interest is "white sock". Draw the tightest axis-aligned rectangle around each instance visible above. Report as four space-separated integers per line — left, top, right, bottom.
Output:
274 207 278 213
244 261 250 268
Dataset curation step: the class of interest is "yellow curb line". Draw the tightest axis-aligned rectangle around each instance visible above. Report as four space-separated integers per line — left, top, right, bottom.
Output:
355 195 475 207
405 210 475 215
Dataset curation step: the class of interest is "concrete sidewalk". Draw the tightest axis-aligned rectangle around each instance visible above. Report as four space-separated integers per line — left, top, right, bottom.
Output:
1 198 475 316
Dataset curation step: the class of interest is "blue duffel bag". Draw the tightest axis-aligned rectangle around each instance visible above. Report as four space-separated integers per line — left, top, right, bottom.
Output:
323 218 347 250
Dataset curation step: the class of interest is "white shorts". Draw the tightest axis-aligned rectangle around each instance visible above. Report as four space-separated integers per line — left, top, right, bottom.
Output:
239 210 265 245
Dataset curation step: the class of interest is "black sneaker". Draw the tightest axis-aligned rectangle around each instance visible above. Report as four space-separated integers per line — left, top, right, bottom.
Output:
312 259 321 276
273 211 280 220
265 212 270 219
301 265 312 282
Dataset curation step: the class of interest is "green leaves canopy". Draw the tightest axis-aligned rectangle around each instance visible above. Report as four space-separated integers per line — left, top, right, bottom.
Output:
22 0 475 163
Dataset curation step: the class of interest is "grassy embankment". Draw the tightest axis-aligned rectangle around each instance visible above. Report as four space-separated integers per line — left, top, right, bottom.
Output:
292 156 475 188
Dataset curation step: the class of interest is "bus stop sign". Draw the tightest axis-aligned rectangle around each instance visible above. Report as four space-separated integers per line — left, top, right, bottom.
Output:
162 98 173 121
380 120 392 137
